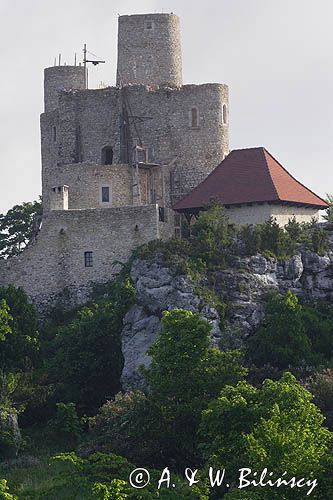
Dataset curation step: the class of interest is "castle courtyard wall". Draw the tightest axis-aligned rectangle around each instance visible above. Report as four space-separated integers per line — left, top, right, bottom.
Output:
0 205 174 311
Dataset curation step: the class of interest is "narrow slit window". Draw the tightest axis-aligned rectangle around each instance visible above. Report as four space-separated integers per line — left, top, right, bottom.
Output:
222 104 228 124
191 107 199 128
101 186 110 203
53 126 57 142
84 251 93 267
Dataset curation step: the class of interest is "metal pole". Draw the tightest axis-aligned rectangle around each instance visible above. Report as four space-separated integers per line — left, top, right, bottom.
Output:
83 44 87 89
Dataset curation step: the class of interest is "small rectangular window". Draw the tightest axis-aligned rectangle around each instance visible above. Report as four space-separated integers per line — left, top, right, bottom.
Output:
53 126 57 142
101 186 110 203
145 20 154 30
84 251 93 267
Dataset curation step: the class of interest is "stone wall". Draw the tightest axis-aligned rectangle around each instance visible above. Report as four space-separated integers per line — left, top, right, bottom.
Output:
44 66 86 113
225 203 319 226
117 13 183 87
0 205 174 311
45 163 133 211
41 83 229 210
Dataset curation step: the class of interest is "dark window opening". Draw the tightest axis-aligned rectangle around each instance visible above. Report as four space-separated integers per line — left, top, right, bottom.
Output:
53 126 57 142
159 207 165 222
145 20 154 30
102 186 110 203
84 251 93 267
191 107 199 128
222 104 227 124
102 147 113 165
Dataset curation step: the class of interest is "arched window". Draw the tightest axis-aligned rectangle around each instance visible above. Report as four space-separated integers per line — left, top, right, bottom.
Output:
102 146 113 165
222 104 228 125
190 107 199 128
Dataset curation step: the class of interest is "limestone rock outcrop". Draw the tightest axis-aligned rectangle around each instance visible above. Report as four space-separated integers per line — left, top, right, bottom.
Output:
121 249 333 390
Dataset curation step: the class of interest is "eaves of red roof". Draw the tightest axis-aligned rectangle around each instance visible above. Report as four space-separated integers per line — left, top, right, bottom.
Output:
173 147 329 211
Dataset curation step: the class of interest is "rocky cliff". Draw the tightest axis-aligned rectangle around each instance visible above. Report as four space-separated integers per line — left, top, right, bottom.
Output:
121 249 333 390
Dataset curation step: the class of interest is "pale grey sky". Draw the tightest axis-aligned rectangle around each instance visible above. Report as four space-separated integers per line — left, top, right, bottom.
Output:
0 0 332 214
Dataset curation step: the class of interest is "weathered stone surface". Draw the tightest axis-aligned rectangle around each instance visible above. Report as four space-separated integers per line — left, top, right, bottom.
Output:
121 248 333 390
121 305 161 391
121 258 222 389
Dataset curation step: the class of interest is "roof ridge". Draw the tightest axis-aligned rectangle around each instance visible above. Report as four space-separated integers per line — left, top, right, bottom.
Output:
262 148 280 200
263 148 328 206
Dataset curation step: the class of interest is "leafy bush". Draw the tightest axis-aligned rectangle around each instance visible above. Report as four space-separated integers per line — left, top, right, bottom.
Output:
323 193 333 222
0 300 12 342
306 369 333 430
44 278 135 414
240 216 328 258
32 451 209 499
0 286 39 373
88 391 154 464
246 291 333 371
48 402 82 444
0 479 17 499
198 372 333 499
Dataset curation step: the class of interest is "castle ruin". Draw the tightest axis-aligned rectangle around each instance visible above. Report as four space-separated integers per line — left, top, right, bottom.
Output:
0 13 229 310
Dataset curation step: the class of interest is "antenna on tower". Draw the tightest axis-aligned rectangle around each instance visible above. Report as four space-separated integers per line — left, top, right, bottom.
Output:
83 44 106 89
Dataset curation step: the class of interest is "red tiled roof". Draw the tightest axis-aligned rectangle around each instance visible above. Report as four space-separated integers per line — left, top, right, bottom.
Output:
173 147 328 211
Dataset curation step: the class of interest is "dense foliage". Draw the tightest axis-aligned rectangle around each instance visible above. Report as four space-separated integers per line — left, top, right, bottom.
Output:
37 277 135 415
240 216 328 258
0 286 40 373
323 193 333 222
198 372 332 499
0 200 42 259
0 203 333 498
246 290 333 372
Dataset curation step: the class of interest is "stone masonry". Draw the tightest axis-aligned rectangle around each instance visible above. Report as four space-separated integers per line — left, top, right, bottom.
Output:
0 12 229 310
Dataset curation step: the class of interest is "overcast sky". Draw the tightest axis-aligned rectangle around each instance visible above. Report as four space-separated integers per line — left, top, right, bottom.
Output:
0 0 332 214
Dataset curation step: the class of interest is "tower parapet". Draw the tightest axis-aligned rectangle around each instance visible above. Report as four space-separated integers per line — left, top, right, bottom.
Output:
116 13 183 87
44 66 86 112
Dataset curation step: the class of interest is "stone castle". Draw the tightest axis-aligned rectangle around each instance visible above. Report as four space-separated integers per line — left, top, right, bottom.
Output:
0 13 229 309
0 12 327 310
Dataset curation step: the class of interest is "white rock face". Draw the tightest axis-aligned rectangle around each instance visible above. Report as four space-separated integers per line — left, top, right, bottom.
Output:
121 250 333 390
121 258 221 390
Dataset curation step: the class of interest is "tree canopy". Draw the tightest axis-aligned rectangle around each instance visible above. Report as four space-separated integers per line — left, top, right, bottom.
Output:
0 199 42 259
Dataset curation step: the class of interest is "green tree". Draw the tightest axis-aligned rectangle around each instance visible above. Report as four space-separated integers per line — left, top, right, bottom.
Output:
199 372 333 499
307 369 333 430
188 204 234 266
0 286 39 373
0 300 12 342
0 480 17 500
48 402 82 445
0 199 42 259
141 309 246 466
246 291 312 369
41 451 208 499
323 193 333 222
46 278 135 414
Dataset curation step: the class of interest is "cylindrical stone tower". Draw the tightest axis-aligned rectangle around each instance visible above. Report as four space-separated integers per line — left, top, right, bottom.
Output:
116 13 183 87
44 66 86 112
